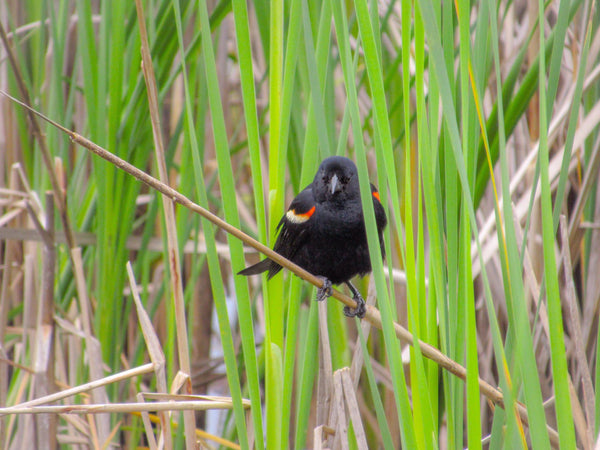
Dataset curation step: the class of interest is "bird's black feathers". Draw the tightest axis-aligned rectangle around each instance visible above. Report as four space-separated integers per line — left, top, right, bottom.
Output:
238 156 387 308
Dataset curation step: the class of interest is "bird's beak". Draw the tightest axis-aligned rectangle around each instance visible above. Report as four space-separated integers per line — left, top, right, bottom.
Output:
330 174 340 194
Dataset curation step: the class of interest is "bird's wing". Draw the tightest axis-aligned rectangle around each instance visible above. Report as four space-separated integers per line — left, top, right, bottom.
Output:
239 185 316 279
271 185 316 263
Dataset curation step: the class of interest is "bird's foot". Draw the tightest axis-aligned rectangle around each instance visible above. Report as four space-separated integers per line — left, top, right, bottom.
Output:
343 295 366 318
343 281 367 319
316 277 333 302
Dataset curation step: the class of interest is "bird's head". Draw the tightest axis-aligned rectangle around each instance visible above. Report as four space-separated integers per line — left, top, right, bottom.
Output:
313 156 360 205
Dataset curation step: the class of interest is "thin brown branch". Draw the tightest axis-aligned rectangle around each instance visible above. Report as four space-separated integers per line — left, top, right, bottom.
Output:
0 90 560 448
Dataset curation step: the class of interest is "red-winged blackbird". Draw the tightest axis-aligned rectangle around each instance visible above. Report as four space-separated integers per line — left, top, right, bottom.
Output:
238 156 387 318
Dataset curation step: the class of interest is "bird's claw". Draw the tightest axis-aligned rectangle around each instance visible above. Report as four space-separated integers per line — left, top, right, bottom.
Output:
344 281 367 319
343 291 366 319
316 277 333 302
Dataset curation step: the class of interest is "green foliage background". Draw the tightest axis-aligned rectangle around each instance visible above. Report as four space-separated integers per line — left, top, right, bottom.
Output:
1 0 600 448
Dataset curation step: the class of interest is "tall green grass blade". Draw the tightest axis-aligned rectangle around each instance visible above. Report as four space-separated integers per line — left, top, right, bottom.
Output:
456 0 482 447
196 1 265 447
294 303 319 449
300 0 330 156
331 0 418 447
266 1 285 447
395 0 437 443
413 6 444 443
536 0 576 445
486 1 551 446
170 0 250 445
277 0 306 444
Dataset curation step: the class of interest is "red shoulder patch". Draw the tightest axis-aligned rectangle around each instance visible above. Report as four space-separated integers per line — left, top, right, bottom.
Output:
372 191 380 202
286 205 315 224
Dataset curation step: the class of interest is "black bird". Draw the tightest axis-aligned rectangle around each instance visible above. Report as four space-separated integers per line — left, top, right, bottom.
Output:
238 156 387 318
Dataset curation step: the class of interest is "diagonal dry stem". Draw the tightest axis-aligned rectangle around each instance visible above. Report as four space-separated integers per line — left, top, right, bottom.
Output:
0 91 560 447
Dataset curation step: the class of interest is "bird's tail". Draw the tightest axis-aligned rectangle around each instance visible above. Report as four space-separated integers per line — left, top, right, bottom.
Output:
238 259 272 276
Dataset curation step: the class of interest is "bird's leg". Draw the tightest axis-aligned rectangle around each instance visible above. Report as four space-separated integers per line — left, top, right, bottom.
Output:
343 281 366 319
316 277 333 302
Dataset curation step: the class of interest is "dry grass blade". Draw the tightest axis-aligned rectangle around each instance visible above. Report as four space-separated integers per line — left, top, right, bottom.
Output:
10 163 44 214
32 324 54 449
170 371 192 395
316 300 333 428
341 368 368 449
136 393 158 450
560 215 595 447
0 90 561 446
568 381 591 450
0 167 29 425
141 393 248 403
28 192 57 448
330 281 377 448
102 421 122 450
0 363 155 413
350 278 377 388
0 399 249 414
580 163 600 353
131 410 243 450
126 262 172 449
125 263 166 369
0 206 25 228
70 247 112 444
332 370 349 450
568 132 600 260
312 424 335 450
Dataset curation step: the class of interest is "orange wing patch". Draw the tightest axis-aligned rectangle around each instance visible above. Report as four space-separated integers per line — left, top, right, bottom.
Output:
286 206 316 224
372 191 380 201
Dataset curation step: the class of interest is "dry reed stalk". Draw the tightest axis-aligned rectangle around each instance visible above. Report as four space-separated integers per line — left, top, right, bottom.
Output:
0 364 154 411
316 299 333 430
332 370 348 450
134 1 197 445
340 368 368 449
560 216 595 448
0 399 249 415
126 262 172 449
134 0 199 443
